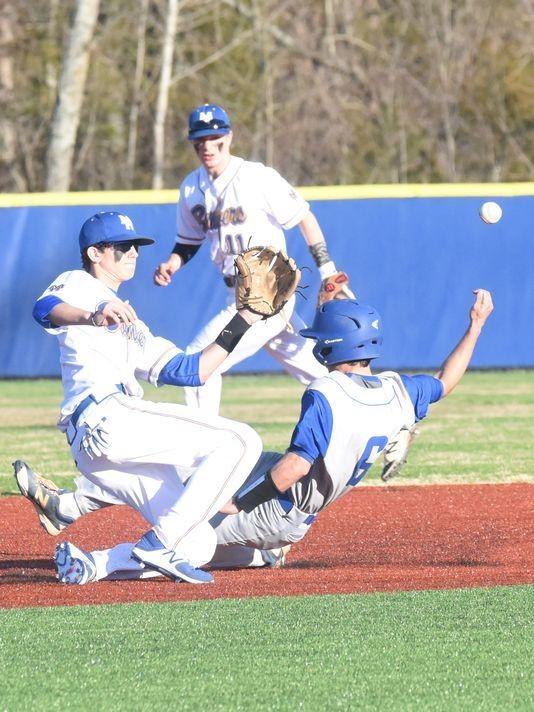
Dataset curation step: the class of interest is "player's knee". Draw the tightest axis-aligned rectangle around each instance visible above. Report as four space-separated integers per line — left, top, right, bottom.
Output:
224 423 262 461
238 423 263 458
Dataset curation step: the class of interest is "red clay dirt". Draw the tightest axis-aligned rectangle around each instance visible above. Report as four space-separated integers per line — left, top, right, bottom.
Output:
1 483 533 609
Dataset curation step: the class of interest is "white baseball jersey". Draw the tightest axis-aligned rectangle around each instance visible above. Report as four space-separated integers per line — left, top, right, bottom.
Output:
176 157 309 277
287 370 438 513
34 270 181 429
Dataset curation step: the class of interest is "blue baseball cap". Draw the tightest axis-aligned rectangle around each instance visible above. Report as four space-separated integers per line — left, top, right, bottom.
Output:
79 212 155 251
188 103 232 140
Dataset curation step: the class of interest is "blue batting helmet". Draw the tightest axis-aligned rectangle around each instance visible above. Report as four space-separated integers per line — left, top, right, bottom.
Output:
300 300 383 366
188 104 232 140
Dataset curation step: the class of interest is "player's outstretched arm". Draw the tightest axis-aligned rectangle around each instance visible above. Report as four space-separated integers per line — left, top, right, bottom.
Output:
197 308 263 383
435 289 494 397
158 308 264 389
42 300 137 328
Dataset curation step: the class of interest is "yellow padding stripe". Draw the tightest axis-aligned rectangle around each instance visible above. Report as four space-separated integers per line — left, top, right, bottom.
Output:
1 182 533 208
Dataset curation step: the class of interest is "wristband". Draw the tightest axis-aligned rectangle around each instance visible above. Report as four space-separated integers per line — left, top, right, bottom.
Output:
90 310 103 327
172 242 201 264
214 313 251 353
309 242 332 268
235 470 280 513
318 261 337 280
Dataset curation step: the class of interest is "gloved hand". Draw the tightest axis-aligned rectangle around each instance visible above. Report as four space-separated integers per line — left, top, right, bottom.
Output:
79 417 111 460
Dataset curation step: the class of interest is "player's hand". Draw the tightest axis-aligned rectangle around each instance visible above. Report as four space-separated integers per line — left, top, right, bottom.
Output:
154 257 180 286
91 300 137 327
470 289 493 328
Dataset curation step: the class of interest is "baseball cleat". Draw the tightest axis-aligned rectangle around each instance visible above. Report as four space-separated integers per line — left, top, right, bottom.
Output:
261 544 292 568
13 460 74 536
132 530 214 585
54 541 96 584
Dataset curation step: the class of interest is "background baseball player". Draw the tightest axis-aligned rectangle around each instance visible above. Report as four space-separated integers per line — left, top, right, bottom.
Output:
17 290 493 582
153 102 354 414
24 210 297 584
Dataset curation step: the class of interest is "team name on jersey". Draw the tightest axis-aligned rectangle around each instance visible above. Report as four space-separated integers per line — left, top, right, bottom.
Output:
191 204 247 232
120 323 147 349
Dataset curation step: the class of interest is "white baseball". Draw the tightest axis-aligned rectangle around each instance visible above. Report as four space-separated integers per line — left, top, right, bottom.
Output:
480 201 502 224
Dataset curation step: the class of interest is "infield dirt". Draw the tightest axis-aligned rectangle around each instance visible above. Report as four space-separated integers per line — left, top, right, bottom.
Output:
1 483 532 609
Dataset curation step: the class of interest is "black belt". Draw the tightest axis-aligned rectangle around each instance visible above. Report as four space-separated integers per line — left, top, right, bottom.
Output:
223 275 236 288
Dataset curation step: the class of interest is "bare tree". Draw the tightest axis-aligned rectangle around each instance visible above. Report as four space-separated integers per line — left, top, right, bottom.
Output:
0 3 26 191
0 0 530 191
126 0 149 187
152 0 179 189
46 0 100 192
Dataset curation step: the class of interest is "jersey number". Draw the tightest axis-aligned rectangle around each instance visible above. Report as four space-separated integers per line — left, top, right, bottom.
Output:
224 234 246 255
346 436 388 487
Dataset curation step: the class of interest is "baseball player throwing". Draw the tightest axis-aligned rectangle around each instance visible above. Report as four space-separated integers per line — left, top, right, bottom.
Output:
16 290 493 581
24 210 298 584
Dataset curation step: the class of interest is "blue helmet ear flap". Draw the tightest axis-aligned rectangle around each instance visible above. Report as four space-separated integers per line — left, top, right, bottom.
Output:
300 300 383 366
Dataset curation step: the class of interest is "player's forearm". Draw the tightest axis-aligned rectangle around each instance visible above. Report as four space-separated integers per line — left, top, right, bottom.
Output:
233 452 311 513
270 452 311 491
435 323 483 396
197 309 262 383
166 251 183 269
299 212 337 279
435 289 494 396
48 302 94 327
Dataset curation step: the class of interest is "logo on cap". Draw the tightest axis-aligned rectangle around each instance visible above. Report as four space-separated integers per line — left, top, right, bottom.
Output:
118 214 134 231
199 110 214 123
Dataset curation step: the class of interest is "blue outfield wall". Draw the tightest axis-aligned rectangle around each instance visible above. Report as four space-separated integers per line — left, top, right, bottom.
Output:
1 184 533 377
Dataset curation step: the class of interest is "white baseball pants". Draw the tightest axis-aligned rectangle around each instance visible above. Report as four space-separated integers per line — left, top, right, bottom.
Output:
70 393 262 564
82 452 316 580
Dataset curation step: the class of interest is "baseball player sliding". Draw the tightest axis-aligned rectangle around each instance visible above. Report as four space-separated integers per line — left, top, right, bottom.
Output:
24 210 298 585
15 290 493 581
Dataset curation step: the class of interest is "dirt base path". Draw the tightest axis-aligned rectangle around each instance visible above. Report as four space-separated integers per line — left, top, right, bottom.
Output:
1 483 532 609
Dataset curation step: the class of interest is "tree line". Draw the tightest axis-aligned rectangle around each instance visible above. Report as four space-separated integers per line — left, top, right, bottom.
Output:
0 0 532 193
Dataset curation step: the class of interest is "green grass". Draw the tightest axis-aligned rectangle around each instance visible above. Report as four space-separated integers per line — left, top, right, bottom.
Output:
1 372 534 495
1 586 533 711
1 376 533 709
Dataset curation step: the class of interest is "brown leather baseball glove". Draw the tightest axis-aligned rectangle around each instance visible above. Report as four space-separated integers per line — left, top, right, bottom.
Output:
234 247 301 317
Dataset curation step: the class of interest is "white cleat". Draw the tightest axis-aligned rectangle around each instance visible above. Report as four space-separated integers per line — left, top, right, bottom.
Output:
261 544 291 568
131 530 214 584
54 541 96 585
